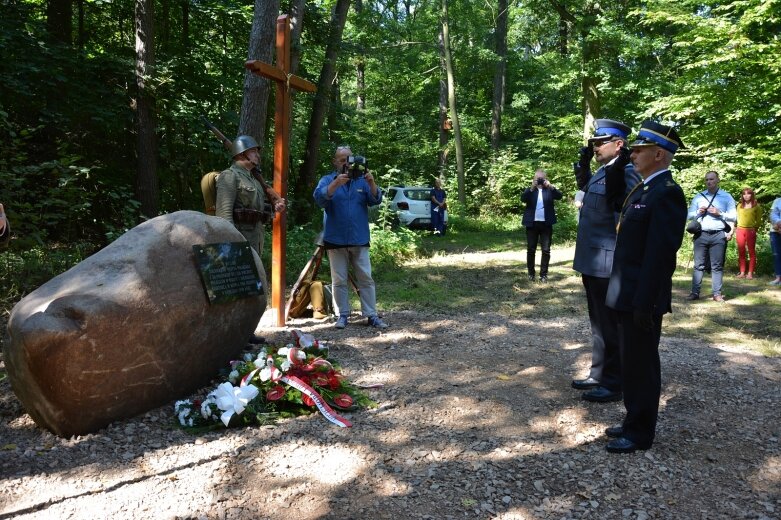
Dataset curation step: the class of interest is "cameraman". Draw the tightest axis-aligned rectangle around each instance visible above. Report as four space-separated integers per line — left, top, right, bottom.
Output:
313 146 388 329
521 169 562 282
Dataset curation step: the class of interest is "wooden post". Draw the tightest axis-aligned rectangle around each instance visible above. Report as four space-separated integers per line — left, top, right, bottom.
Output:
245 15 316 327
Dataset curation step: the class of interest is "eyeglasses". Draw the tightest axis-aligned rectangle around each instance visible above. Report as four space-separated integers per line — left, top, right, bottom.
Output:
593 139 618 148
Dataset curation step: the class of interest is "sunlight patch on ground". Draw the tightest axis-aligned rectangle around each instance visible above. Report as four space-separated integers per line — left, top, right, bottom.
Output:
263 443 368 486
562 341 587 350
747 455 781 494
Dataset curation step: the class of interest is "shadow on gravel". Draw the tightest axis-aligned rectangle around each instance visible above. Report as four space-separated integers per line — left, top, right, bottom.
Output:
1 246 780 519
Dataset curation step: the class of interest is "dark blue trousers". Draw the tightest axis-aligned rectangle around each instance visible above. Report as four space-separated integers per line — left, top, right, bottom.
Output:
582 275 622 391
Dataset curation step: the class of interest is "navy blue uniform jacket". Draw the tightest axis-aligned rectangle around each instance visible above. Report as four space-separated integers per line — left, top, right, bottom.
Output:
573 163 640 278
605 170 687 314
521 186 563 227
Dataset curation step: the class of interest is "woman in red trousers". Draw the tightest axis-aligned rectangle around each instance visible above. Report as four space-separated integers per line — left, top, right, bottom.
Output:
735 187 762 279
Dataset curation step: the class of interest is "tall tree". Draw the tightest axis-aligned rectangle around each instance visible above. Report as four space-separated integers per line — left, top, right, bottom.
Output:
298 0 351 195
354 0 366 110
238 0 281 144
47 0 73 44
437 27 449 175
549 0 601 139
490 0 508 151
440 0 465 204
134 0 159 218
289 0 306 75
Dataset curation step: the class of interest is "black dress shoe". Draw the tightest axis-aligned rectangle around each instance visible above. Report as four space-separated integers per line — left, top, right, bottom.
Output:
582 386 622 403
605 425 624 438
571 377 600 390
606 437 650 454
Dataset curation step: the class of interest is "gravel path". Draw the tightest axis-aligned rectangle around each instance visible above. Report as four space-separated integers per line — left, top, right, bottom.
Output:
1 251 780 519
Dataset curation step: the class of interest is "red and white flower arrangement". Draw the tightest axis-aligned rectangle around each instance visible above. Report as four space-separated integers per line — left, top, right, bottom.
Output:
174 330 377 430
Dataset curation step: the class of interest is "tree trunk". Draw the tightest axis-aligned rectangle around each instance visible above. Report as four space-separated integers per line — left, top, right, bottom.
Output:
441 0 465 205
328 76 342 143
290 0 306 75
355 0 366 110
238 0 280 144
47 0 73 44
181 0 189 50
559 15 568 56
437 28 449 175
77 0 85 51
298 0 351 194
160 0 170 52
490 0 508 152
134 0 159 219
581 36 600 140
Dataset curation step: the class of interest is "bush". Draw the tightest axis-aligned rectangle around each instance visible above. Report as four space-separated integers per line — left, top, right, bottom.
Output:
0 242 96 315
368 224 420 266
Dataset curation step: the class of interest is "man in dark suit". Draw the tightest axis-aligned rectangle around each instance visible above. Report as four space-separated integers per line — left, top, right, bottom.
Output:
521 169 562 282
571 119 641 403
603 121 687 453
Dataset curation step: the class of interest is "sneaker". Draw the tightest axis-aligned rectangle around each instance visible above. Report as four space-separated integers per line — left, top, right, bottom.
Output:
746 273 754 280
712 294 725 302
770 279 781 286
685 293 700 301
539 275 548 283
736 273 745 279
367 316 389 329
334 315 348 329
528 274 535 281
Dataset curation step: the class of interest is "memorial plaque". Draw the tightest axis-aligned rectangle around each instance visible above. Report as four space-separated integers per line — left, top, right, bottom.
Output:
193 242 263 304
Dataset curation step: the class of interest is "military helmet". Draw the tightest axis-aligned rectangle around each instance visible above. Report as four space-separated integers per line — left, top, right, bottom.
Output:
231 135 259 157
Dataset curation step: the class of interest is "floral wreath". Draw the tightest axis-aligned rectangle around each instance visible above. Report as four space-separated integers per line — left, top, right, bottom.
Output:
174 330 378 430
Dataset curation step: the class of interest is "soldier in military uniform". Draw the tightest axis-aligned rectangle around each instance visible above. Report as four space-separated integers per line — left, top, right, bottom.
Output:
571 119 641 403
215 135 286 307
603 121 687 453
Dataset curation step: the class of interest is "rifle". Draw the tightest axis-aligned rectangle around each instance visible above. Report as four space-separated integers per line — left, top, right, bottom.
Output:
200 116 281 204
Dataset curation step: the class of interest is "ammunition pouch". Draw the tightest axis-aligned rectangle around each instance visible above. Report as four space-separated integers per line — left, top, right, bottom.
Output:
233 205 274 226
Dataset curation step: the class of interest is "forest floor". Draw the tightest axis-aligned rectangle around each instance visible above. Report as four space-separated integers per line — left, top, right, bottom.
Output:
1 246 780 520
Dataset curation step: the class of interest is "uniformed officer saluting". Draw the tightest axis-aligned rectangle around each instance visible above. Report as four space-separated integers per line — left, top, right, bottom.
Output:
571 119 640 404
603 121 687 454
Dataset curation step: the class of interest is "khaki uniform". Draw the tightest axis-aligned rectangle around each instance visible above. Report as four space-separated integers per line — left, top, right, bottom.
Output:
215 162 269 304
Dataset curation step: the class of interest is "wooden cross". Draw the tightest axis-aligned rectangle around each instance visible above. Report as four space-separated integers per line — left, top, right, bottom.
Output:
245 14 316 327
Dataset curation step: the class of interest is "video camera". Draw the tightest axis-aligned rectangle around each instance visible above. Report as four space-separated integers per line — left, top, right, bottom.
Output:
345 155 368 180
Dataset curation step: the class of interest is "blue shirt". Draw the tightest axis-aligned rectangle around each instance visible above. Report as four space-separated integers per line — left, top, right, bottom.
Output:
771 198 781 234
687 189 736 232
313 171 383 246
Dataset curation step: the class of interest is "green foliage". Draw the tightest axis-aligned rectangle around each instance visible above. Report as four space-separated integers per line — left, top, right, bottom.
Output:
0 243 96 315
368 223 420 266
2 0 781 269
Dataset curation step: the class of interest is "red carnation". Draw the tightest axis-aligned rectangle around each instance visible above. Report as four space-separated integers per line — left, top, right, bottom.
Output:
302 394 316 407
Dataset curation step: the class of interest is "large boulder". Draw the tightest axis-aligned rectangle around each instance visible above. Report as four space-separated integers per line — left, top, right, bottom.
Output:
3 211 267 437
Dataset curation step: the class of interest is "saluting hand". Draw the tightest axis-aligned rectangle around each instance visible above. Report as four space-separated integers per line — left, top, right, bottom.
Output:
578 145 593 168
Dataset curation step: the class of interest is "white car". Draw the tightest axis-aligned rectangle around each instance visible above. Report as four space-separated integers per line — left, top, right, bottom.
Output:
385 186 448 231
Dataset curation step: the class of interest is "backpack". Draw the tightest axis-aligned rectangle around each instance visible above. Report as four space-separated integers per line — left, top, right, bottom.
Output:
201 171 220 215
287 280 332 319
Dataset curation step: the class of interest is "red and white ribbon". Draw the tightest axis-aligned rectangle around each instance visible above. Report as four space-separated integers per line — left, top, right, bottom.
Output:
282 375 352 428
